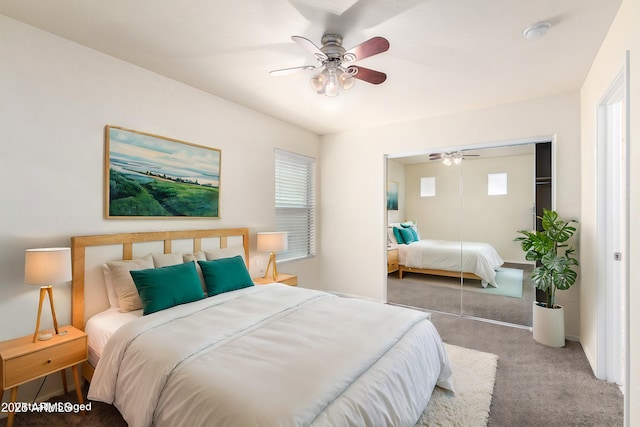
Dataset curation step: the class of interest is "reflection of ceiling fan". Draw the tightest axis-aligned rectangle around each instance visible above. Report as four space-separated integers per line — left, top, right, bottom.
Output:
269 34 389 97
429 151 480 165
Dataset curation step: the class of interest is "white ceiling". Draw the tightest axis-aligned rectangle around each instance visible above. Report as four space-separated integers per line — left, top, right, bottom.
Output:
0 0 622 135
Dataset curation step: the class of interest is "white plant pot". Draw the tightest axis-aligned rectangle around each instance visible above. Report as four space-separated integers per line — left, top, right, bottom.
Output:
532 303 565 347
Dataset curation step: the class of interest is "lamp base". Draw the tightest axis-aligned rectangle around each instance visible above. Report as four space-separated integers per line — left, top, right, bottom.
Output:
33 286 60 343
262 252 279 282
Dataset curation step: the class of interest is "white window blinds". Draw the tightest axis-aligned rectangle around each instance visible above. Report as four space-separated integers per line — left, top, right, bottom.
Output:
275 149 316 262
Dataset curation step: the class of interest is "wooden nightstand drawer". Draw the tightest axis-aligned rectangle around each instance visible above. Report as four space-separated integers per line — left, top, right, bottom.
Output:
387 249 399 274
0 326 87 427
0 326 87 390
5 337 86 388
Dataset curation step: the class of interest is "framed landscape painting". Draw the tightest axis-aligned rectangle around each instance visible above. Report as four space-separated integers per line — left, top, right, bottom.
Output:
105 125 221 218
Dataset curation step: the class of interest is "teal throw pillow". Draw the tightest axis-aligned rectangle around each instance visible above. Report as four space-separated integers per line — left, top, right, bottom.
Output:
130 262 205 315
198 255 254 296
393 227 405 244
398 227 417 244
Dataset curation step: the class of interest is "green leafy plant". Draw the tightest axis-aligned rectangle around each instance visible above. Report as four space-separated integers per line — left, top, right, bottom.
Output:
515 209 579 309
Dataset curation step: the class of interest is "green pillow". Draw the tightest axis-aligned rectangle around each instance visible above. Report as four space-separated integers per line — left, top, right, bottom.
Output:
408 227 419 241
393 227 405 244
198 256 254 296
130 262 205 315
398 227 417 244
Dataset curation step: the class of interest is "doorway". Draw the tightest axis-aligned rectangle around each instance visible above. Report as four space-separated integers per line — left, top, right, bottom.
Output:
596 62 629 386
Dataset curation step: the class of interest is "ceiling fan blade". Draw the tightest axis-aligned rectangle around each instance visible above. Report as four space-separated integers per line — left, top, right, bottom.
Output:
291 36 328 61
344 36 390 62
269 65 317 76
429 153 443 160
348 66 387 85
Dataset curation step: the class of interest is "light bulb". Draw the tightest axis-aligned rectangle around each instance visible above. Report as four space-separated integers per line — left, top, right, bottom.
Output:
310 73 325 91
325 72 338 97
339 71 354 90
442 156 452 166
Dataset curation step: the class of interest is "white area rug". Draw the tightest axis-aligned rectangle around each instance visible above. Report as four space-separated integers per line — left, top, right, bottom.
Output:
416 343 498 427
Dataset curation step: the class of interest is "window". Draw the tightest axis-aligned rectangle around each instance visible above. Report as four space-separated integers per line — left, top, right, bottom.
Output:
488 172 508 195
420 177 436 197
275 149 316 262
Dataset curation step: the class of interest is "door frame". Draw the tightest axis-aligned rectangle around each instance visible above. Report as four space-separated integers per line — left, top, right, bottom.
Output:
595 51 630 414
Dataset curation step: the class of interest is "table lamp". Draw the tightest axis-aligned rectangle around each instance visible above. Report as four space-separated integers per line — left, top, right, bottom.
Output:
256 232 288 282
24 247 72 342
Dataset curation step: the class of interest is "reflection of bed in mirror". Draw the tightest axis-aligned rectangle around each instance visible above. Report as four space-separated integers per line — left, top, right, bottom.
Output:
388 224 504 287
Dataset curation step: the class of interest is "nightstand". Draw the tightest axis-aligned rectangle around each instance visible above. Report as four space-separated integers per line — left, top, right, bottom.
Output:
253 273 298 286
387 248 399 274
0 325 87 427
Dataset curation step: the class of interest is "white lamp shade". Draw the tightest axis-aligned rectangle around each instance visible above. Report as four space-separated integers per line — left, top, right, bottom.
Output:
256 232 288 253
24 247 72 285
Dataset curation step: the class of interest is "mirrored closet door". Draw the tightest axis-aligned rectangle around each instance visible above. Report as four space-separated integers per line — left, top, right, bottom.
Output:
386 141 552 327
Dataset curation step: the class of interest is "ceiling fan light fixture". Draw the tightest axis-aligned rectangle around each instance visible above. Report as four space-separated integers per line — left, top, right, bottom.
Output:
273 33 389 97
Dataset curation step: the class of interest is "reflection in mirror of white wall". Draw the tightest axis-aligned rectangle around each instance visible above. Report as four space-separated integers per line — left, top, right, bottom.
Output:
488 172 508 196
420 177 436 197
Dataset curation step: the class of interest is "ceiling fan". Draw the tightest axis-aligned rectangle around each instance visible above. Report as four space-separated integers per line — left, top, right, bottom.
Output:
270 34 390 97
429 151 480 166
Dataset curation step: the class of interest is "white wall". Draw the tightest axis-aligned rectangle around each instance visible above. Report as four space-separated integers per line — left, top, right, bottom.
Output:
0 16 320 403
404 154 534 263
580 0 639 424
405 161 463 241
321 92 581 334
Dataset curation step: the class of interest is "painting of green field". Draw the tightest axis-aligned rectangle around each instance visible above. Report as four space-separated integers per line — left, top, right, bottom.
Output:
106 126 221 218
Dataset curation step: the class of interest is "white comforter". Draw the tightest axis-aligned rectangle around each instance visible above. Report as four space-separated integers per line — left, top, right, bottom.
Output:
88 284 453 427
404 239 504 287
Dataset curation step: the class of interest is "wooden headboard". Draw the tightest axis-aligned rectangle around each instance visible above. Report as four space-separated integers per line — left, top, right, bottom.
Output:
70 228 250 331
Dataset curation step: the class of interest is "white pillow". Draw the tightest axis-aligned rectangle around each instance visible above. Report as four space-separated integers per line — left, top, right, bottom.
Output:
204 247 246 263
152 252 183 267
387 227 398 245
106 255 154 312
102 264 119 309
182 251 206 263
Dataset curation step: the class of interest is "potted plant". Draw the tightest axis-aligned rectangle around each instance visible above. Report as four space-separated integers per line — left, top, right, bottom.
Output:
515 209 579 347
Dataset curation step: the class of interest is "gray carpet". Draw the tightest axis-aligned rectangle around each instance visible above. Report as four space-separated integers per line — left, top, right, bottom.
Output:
0 294 623 427
429 312 624 426
388 263 535 326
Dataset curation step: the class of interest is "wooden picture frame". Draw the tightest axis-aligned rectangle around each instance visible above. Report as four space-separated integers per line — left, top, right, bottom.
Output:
105 125 221 219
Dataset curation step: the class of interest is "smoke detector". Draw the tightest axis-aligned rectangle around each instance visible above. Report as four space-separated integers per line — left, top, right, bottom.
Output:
523 21 551 40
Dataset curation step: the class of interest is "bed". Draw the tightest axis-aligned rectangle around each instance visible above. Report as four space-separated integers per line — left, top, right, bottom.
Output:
389 224 504 287
71 228 454 427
